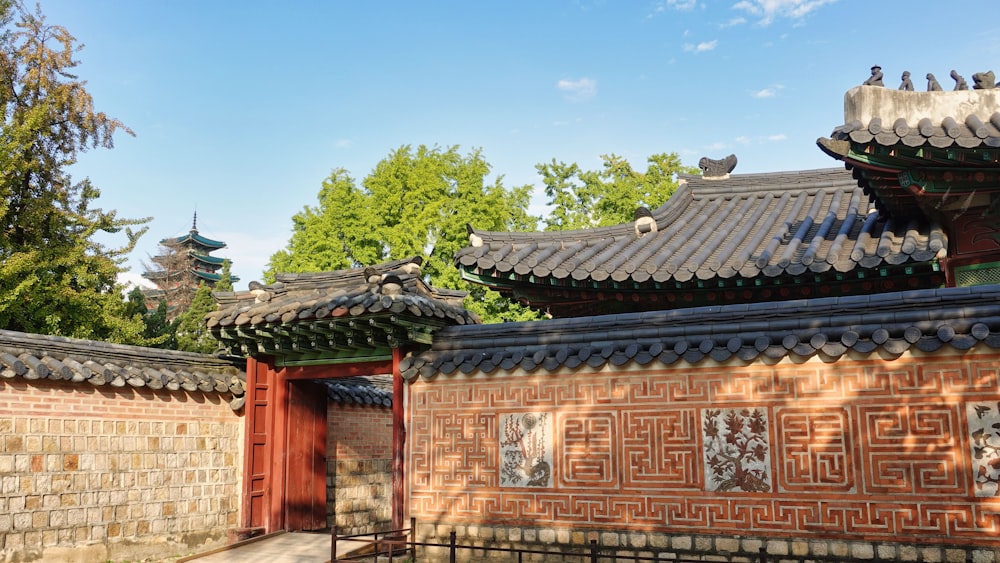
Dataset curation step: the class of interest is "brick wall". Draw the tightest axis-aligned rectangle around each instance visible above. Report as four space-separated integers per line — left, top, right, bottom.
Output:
326 402 392 534
407 349 1000 559
0 378 243 563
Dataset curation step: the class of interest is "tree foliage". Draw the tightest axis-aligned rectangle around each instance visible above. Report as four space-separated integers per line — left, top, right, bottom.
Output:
174 260 230 353
0 2 150 342
537 152 697 231
267 145 540 321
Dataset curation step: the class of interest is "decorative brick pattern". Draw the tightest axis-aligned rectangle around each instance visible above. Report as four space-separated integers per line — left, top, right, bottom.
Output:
407 352 1000 546
0 378 242 562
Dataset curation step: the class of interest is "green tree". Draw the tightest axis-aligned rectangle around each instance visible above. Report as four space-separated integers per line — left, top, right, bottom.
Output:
536 152 697 231
174 260 230 353
124 286 177 348
267 145 540 322
0 2 150 342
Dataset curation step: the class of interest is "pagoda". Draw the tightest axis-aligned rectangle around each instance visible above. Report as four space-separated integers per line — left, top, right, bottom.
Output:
142 213 237 318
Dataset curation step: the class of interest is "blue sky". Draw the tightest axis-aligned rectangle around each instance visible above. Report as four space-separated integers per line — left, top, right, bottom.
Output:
38 0 1000 289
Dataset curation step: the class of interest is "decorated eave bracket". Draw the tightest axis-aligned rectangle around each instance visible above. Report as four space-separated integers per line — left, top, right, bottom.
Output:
215 313 446 366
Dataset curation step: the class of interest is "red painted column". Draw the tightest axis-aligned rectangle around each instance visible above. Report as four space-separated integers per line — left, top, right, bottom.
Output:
391 347 405 530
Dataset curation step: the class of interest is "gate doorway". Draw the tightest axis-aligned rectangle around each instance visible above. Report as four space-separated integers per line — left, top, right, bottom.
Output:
241 356 399 535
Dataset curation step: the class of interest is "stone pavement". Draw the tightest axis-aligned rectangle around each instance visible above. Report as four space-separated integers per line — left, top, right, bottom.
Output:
177 531 372 563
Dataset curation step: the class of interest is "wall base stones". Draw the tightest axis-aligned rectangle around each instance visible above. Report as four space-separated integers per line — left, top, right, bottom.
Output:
327 459 392 535
415 524 1000 563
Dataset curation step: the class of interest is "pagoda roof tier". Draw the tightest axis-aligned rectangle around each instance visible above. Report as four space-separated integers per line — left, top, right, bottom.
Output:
457 168 947 317
207 257 478 364
160 230 227 251
190 252 227 266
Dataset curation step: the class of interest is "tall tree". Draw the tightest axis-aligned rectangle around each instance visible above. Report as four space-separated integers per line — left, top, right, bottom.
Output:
536 152 697 231
267 145 539 321
0 2 150 342
174 260 231 353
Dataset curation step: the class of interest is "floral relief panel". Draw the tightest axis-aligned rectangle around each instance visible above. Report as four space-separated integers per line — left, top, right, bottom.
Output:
499 412 553 488
968 401 1000 497
703 407 772 492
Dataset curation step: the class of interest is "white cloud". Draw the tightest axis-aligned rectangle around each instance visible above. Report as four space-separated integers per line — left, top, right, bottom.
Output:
720 16 747 28
334 139 353 149
683 40 718 53
751 84 784 98
705 141 727 151
732 0 836 25
735 136 751 144
767 133 787 141
556 78 597 101
117 271 156 291
649 0 699 17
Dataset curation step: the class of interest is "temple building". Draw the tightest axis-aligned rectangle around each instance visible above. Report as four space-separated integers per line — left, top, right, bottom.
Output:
205 71 1000 561
142 213 238 318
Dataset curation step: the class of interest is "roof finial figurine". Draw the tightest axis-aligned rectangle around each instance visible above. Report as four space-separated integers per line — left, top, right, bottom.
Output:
972 70 996 90
898 71 913 91
926 73 942 91
951 69 969 91
698 154 738 178
863 65 884 87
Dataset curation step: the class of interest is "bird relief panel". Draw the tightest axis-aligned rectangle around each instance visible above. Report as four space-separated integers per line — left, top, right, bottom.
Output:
703 408 772 492
500 412 553 488
969 402 1000 497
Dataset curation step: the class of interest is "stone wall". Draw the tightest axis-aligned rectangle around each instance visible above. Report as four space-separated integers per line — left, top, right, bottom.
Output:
0 377 243 563
326 402 392 534
406 348 1000 560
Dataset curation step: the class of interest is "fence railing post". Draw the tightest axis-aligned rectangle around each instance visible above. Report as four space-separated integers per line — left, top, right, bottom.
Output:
330 525 338 562
409 517 416 558
449 530 457 563
758 546 767 563
590 539 599 563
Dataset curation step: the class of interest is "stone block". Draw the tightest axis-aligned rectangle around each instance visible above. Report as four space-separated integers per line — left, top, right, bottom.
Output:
695 536 712 551
851 543 875 560
876 544 897 560
767 539 789 556
792 540 809 556
742 538 763 553
830 541 849 557
716 537 739 553
629 533 647 548
945 549 968 563
649 534 668 549
898 545 918 561
671 535 692 550
600 531 620 547
920 547 943 563
973 550 997 563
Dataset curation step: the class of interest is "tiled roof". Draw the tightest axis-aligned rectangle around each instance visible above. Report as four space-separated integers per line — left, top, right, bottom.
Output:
207 258 479 359
828 86 1000 149
400 284 1000 380
458 167 946 286
0 329 247 410
830 114 1000 149
323 376 392 407
209 257 477 329
161 230 227 250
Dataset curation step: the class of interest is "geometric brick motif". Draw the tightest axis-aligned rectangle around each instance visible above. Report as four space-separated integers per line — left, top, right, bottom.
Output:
858 404 963 495
621 408 700 490
559 412 617 487
776 407 854 493
408 352 1000 544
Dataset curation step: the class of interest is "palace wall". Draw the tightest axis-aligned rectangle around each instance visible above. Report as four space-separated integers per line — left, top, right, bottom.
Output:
326 401 393 534
0 377 243 563
407 348 1000 562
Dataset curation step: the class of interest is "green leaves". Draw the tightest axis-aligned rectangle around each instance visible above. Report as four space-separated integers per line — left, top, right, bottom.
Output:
538 152 697 231
0 2 150 343
266 145 541 322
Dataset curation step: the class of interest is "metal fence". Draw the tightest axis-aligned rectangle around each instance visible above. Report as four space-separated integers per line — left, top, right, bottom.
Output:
330 520 778 563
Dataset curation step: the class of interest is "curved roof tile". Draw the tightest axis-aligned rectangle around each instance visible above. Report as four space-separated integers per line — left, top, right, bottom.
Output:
0 330 246 410
400 285 1000 381
458 168 945 288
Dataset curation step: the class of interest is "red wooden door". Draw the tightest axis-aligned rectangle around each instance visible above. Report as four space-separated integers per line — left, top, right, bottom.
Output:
284 380 329 531
242 358 273 531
